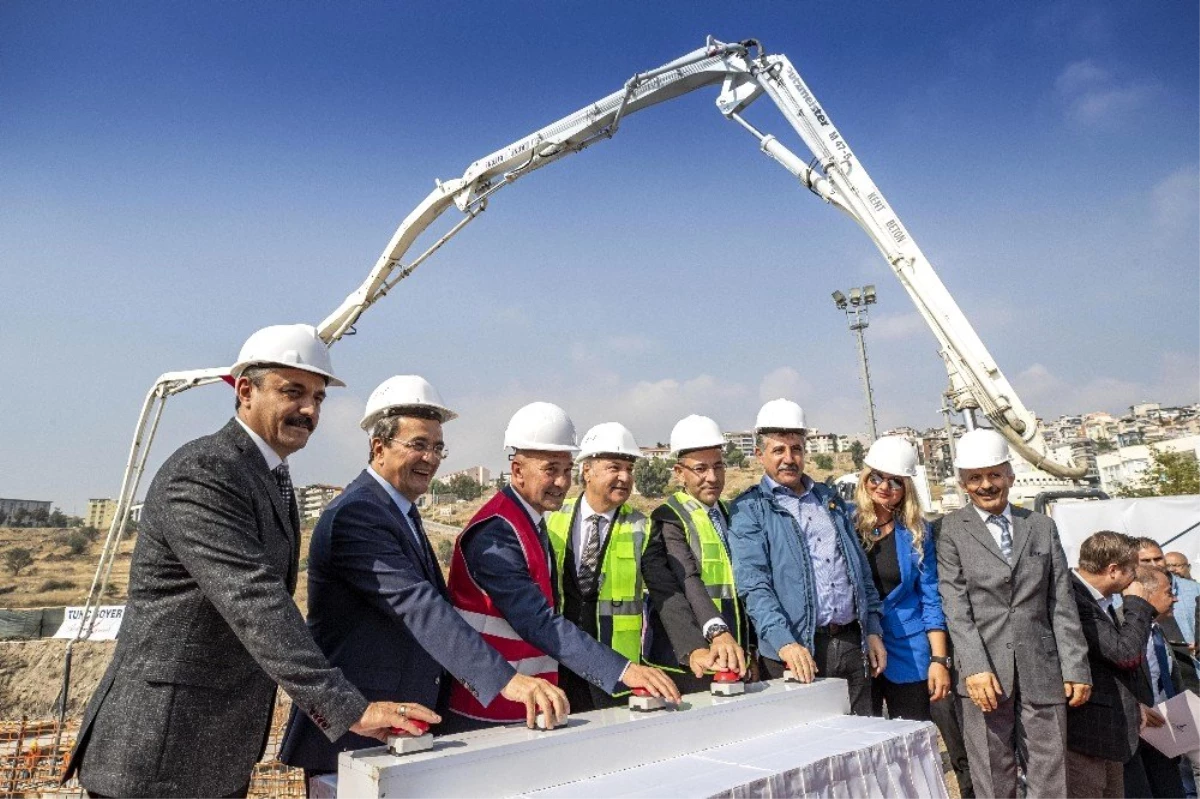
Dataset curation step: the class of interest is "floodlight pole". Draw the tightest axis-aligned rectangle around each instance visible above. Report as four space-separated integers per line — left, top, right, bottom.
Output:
832 287 879 442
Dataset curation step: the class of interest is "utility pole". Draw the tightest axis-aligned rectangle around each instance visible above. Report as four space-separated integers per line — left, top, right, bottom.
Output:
831 285 879 441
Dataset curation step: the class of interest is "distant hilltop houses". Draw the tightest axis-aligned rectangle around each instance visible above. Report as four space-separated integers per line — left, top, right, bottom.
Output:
15 401 1198 528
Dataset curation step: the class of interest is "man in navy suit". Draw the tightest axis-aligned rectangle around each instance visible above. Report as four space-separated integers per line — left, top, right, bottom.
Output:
445 402 679 728
280 377 566 784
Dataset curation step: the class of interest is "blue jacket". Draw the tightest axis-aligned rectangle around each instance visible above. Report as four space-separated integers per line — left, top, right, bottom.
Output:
279 470 513 772
857 516 946 684
728 479 882 661
1171 574 1200 646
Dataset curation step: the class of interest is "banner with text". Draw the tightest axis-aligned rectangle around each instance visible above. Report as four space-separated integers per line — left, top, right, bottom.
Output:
53 605 126 640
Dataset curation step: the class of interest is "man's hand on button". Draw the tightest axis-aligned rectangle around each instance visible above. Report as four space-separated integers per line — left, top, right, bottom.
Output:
351 701 440 741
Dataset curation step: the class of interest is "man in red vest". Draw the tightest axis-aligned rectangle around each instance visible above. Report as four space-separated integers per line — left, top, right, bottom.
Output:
447 402 679 727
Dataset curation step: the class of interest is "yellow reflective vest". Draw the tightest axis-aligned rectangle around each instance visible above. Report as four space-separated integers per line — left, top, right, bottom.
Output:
662 491 743 646
546 498 648 665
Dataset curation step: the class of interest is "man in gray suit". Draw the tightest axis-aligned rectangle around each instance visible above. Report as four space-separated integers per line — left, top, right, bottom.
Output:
66 324 429 798
937 429 1091 798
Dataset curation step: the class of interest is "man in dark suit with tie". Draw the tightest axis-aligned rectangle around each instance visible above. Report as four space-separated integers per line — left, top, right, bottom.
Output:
937 429 1091 798
280 377 567 783
66 325 421 799
643 414 750 693
1125 565 1186 799
1065 531 1157 798
446 403 678 728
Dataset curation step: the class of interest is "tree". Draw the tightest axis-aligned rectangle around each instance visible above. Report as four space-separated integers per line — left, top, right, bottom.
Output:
849 440 866 470
65 531 90 556
447 474 483 501
634 457 672 498
1116 448 1200 498
3 547 34 576
723 441 747 468
435 538 454 567
48 507 68 527
813 454 834 471
429 478 450 497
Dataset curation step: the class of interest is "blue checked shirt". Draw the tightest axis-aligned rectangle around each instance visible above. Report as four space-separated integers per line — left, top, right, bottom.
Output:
763 475 857 626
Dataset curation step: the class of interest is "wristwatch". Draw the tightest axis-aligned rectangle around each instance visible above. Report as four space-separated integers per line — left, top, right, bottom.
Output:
930 655 953 669
705 623 731 643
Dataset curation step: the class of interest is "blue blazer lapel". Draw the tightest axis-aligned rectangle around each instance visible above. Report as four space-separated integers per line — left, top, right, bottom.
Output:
882 523 915 613
358 471 434 576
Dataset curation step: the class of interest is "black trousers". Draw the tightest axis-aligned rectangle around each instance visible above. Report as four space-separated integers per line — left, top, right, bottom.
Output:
761 623 871 716
1124 740 1185 798
871 673 931 720
930 692 975 798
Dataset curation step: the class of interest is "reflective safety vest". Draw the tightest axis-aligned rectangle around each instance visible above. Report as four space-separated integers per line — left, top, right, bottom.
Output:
545 499 648 667
662 491 743 646
447 489 558 722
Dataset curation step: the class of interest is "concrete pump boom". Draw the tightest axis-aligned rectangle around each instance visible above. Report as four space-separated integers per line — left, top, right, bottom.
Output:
76 31 1087 660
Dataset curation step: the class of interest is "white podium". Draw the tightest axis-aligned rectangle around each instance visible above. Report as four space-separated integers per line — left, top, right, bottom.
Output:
326 678 947 798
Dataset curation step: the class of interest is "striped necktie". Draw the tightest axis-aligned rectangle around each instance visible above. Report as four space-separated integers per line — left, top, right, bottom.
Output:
988 513 1013 564
707 505 728 547
578 514 603 594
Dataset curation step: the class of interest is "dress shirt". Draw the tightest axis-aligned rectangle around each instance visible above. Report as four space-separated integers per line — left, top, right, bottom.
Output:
973 503 1014 552
365 466 422 547
570 497 617 567
512 491 544 529
762 474 856 626
1072 569 1115 616
235 418 284 471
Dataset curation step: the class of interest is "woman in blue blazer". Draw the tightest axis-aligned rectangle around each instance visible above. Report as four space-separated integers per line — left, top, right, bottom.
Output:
853 436 950 721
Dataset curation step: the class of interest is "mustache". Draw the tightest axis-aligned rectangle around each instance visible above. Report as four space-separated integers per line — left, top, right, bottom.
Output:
284 415 314 431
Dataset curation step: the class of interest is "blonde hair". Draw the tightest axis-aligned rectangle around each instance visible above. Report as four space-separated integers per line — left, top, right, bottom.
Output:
854 468 925 553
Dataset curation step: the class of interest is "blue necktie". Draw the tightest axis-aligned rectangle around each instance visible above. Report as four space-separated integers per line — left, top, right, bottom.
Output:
708 506 729 549
988 514 1013 564
1153 625 1177 699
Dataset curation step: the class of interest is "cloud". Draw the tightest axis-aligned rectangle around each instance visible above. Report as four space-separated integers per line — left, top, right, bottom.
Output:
1054 60 1158 125
1055 60 1108 94
758 367 808 403
1015 353 1200 419
1152 164 1200 233
869 311 927 341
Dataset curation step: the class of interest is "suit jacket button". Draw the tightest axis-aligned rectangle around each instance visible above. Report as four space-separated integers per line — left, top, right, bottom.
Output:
434 676 441 685
1006 642 1013 650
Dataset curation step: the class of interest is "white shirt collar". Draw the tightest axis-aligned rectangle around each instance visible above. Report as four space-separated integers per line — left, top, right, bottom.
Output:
510 489 544 528
973 502 1012 524
1072 568 1111 605
236 418 284 471
367 465 414 518
579 496 618 525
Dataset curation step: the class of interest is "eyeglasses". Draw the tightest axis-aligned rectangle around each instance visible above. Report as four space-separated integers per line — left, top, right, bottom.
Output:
386 438 448 459
867 472 905 491
678 462 727 477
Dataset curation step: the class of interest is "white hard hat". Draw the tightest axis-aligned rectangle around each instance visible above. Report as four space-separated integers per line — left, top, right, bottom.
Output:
953 429 1011 470
670 415 725 455
576 422 642 463
864 436 918 477
755 398 806 432
360 375 458 431
230 324 344 387
504 402 579 453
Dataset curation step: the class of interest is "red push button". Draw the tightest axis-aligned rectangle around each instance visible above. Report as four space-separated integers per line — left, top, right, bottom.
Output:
390 720 431 736
713 670 740 683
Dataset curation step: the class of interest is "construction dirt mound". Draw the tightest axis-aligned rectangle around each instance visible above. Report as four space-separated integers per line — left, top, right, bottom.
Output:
0 639 114 718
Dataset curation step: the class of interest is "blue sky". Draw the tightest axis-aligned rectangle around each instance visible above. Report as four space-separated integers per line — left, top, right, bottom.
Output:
2 2 1197 515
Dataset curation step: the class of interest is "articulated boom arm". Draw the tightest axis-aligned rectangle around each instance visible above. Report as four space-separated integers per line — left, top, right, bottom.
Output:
316 36 1082 477
90 36 1083 629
